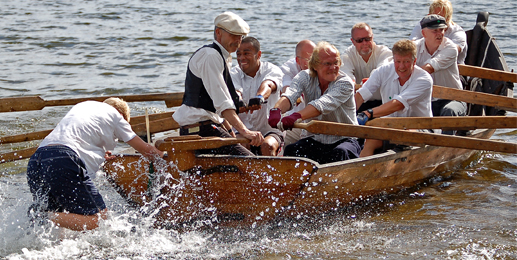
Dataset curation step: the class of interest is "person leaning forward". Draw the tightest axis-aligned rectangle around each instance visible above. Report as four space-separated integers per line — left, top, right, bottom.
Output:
26 98 164 231
269 41 362 164
173 12 264 155
354 39 433 157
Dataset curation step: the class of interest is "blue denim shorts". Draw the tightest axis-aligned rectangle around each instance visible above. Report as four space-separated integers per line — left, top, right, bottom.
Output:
26 145 106 215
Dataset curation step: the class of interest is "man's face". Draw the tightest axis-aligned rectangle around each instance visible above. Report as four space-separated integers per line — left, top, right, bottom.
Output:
296 45 314 70
351 28 373 56
316 48 341 83
393 53 416 80
236 42 261 76
422 27 445 48
217 27 243 53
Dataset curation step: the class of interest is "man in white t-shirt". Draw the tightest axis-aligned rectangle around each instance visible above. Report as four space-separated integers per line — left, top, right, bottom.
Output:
354 40 433 157
416 14 466 135
341 22 393 112
279 39 316 146
230 36 284 155
26 98 164 231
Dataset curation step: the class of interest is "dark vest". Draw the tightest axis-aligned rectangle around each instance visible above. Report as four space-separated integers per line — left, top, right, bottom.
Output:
182 43 240 113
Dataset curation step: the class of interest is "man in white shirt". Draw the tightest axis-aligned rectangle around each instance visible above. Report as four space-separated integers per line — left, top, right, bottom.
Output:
269 42 361 164
27 98 164 231
279 39 316 146
354 40 433 157
172 12 263 155
416 14 467 135
341 22 393 112
409 0 467 64
230 37 284 155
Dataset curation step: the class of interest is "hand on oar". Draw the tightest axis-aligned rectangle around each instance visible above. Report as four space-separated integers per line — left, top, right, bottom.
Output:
294 120 517 154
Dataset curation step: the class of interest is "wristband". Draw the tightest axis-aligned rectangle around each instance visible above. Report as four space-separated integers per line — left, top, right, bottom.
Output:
367 108 374 119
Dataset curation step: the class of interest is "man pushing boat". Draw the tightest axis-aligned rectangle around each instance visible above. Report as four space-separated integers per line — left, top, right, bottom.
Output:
173 12 263 155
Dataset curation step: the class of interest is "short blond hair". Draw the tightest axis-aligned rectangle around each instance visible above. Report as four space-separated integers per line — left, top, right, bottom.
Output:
429 0 454 25
308 41 341 78
392 39 417 60
104 97 130 122
351 22 372 37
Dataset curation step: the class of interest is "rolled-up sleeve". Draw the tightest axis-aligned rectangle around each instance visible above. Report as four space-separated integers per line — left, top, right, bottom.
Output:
309 78 355 115
426 40 458 72
194 50 236 116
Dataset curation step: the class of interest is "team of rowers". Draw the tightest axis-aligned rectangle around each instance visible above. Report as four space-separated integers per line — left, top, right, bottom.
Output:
25 0 467 231
174 0 468 162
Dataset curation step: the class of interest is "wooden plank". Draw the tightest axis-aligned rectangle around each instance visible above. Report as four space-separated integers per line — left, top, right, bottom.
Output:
458 64 517 83
295 120 517 154
432 85 517 112
0 92 184 112
366 116 517 130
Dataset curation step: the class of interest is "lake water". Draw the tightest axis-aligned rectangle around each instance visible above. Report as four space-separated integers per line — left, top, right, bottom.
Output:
1 0 516 259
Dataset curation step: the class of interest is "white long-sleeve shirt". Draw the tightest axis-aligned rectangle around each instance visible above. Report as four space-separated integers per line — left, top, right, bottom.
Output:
409 22 468 64
357 62 433 118
415 37 463 101
173 41 235 126
230 61 283 135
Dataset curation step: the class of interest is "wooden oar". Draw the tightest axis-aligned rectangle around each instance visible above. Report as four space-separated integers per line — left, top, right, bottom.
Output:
0 111 176 144
0 116 180 163
294 120 517 154
432 85 517 112
0 92 184 112
0 147 38 163
458 64 517 83
366 116 517 130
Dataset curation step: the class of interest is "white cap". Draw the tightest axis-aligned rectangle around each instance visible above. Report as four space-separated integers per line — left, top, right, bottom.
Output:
214 11 250 36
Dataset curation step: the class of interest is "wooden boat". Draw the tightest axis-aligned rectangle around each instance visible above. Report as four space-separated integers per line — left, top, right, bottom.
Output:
102 12 515 228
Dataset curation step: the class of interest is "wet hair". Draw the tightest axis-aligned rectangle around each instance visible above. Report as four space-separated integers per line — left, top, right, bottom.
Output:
429 0 454 25
241 36 260 53
351 22 373 37
104 97 131 122
308 41 341 78
392 39 417 60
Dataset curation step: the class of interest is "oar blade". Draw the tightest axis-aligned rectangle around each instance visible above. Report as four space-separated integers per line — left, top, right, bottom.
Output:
0 97 45 112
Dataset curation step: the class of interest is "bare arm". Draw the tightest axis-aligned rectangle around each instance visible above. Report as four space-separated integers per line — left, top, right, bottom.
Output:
368 99 405 118
297 104 321 120
256 79 277 99
421 63 435 74
273 96 293 113
126 136 164 159
354 92 365 111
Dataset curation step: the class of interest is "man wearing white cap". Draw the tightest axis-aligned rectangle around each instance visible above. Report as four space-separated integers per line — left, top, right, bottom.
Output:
173 12 264 155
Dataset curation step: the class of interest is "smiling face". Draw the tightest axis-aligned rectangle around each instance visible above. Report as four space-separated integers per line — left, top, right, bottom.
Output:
315 47 341 85
215 27 244 53
236 42 261 77
393 53 416 84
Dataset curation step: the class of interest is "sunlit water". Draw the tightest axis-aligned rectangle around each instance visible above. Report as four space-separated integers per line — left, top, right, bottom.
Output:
1 0 516 259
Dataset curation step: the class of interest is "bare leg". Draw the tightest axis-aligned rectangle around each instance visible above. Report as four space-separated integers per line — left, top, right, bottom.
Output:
48 208 108 231
360 139 383 157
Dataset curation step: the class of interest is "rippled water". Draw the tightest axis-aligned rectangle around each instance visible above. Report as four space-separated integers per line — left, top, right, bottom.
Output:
1 0 516 259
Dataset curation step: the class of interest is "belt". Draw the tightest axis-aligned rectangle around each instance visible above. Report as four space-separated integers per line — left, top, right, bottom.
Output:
180 120 220 134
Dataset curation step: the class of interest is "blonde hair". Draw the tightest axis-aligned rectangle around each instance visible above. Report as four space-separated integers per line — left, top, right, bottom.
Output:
308 41 341 78
429 0 454 25
392 39 417 61
104 97 130 122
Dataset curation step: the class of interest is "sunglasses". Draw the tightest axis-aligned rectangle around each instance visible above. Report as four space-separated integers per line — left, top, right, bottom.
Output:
354 37 372 43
